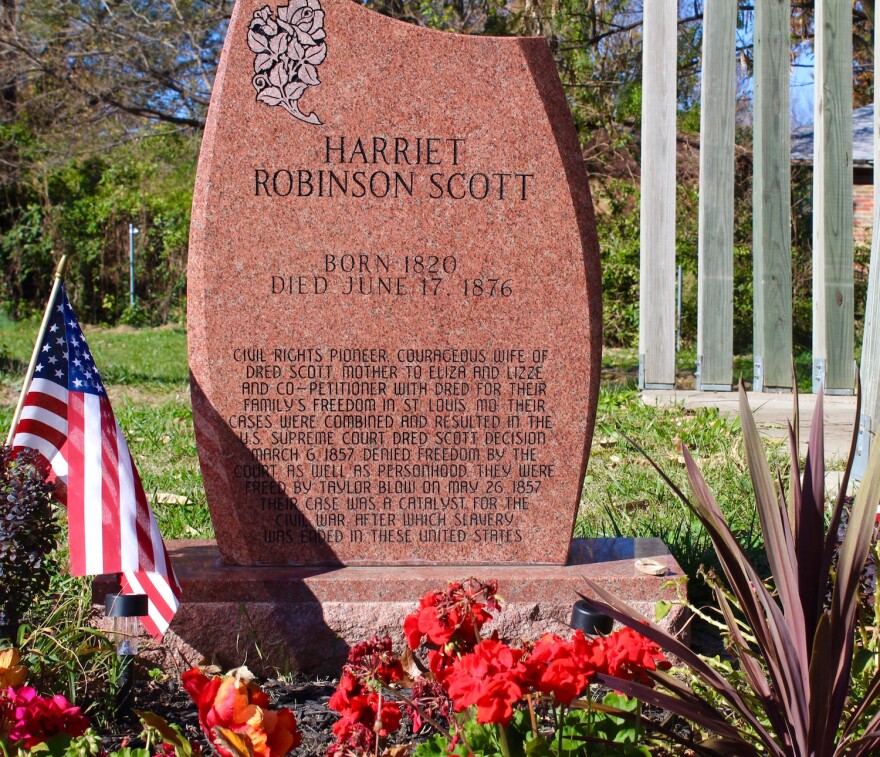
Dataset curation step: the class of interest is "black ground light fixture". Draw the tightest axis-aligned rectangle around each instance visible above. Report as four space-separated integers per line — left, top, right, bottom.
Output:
570 599 613 636
104 593 149 715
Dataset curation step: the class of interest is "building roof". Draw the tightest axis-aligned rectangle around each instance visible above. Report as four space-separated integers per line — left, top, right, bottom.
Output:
791 103 874 164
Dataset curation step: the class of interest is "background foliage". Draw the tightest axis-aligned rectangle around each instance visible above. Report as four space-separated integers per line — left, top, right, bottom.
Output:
0 1 874 347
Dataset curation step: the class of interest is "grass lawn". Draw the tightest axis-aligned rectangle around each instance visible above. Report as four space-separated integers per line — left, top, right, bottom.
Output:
1 320 781 582
603 345 815 392
0 317 209 540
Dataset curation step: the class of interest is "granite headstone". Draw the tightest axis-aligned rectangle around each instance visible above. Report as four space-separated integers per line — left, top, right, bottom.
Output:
189 0 601 567
177 0 684 671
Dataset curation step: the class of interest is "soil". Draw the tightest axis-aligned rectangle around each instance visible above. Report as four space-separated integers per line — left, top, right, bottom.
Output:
101 664 700 757
102 675 341 756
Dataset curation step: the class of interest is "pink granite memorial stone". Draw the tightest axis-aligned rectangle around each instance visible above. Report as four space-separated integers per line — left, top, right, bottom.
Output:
188 0 602 568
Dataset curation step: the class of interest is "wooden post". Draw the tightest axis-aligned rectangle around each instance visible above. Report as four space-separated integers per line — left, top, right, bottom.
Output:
638 0 677 390
696 1 735 391
813 0 854 394
853 14 880 478
752 0 792 392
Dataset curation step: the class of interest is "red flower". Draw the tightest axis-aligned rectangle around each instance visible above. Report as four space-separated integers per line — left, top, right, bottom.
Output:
325 721 372 757
525 631 603 705
405 679 451 733
403 580 499 652
427 649 457 688
346 636 403 685
445 639 527 726
596 627 670 685
182 669 300 757
329 671 402 742
7 686 89 748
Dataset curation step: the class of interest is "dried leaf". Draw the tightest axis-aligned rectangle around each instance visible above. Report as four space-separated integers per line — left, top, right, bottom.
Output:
154 492 189 505
214 727 254 757
635 558 667 576
398 645 423 684
380 747 411 757
225 665 255 681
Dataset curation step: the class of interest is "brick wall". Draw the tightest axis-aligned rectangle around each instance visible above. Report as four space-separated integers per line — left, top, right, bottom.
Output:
854 184 873 246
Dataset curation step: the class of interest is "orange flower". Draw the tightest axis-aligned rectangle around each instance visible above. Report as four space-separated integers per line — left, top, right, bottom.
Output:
182 669 300 757
0 649 26 689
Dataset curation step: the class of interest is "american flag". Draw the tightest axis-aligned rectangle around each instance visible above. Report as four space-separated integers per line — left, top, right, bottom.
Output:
11 284 181 639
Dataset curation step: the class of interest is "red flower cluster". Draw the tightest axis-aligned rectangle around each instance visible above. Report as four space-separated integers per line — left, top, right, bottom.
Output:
326 580 670 754
327 637 404 756
525 631 604 705
346 635 404 684
597 626 670 684
4 686 89 748
329 671 402 739
325 721 372 757
440 628 671 725
405 679 450 733
445 639 528 727
403 579 500 652
182 668 300 757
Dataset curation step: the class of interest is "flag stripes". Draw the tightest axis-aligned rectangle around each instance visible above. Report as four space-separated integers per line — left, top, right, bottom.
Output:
11 284 180 639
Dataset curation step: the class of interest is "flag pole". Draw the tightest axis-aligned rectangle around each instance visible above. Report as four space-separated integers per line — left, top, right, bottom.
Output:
6 255 69 446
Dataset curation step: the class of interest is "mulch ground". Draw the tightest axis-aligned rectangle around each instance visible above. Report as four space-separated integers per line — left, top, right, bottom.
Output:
102 669 696 756
97 607 730 755
103 675 342 756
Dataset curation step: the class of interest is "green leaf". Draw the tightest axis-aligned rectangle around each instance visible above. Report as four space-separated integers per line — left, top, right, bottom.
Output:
135 710 193 757
41 734 75 757
852 647 876 678
106 749 150 757
601 692 640 714
413 734 452 757
522 732 553 756
654 600 672 622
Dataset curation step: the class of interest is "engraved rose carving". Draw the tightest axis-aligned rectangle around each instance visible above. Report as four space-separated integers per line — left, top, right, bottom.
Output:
248 1 326 125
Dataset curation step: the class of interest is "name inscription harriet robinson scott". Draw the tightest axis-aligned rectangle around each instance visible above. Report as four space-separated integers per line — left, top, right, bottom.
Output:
188 0 602 567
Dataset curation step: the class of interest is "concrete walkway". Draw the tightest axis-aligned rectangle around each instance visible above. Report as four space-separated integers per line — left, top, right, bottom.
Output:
642 390 858 467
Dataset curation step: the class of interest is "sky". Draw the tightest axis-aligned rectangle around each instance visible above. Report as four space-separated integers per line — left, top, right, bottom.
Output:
790 52 815 128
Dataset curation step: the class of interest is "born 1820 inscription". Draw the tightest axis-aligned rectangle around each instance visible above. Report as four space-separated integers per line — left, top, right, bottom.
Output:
188 0 602 567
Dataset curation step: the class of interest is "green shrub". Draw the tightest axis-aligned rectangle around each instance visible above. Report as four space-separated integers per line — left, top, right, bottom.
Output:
0 446 60 641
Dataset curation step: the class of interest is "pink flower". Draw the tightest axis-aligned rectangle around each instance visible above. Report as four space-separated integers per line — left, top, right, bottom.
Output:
7 686 89 748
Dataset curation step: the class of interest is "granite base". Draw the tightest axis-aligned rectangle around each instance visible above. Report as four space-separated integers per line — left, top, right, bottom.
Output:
160 538 688 675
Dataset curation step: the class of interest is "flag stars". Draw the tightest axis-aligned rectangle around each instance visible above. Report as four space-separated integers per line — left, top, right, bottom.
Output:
55 337 64 346
47 355 57 365
54 369 63 379
35 364 43 373
50 323 58 333
73 378 83 388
